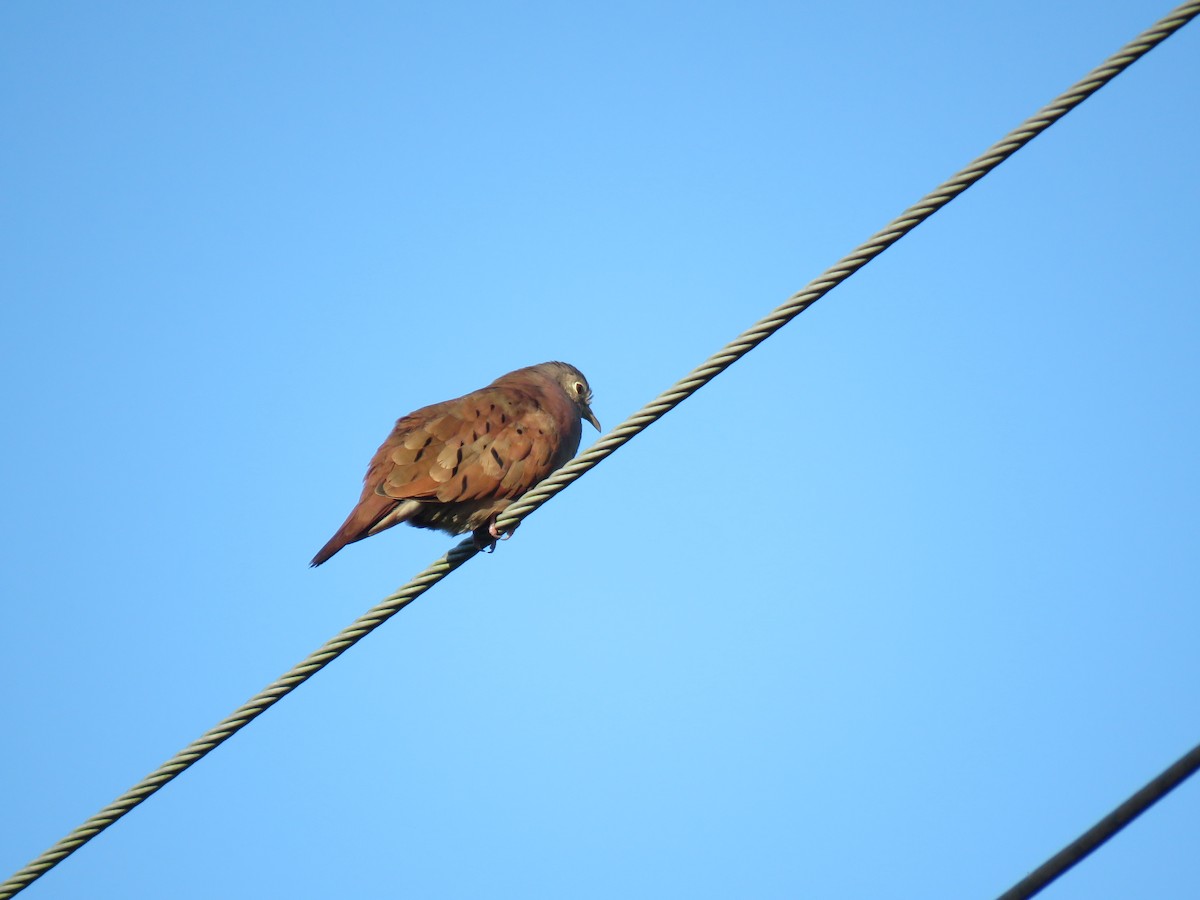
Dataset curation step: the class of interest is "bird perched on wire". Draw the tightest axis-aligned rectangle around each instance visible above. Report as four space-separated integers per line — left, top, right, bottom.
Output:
311 361 600 566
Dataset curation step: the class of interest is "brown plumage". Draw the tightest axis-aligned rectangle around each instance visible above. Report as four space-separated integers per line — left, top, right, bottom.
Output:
311 361 600 566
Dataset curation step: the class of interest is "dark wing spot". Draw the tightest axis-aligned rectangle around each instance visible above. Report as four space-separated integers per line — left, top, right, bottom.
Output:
490 447 502 466
516 427 524 435
500 413 507 424
414 446 425 462
460 474 469 493
450 445 463 476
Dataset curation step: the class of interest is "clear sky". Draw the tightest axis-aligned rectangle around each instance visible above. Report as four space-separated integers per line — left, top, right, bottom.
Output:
2 2 1198 898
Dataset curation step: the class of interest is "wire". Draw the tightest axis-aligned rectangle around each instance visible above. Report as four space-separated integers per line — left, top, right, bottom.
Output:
0 541 481 899
995 740 1200 899
494 0 1200 533
3 2 1198 897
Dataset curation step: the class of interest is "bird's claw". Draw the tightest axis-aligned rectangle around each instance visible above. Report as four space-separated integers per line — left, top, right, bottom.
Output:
473 519 517 553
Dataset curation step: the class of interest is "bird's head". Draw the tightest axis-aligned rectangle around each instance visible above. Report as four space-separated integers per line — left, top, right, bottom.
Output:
543 361 601 432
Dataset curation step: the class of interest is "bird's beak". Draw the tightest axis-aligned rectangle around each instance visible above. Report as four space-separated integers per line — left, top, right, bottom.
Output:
582 404 601 432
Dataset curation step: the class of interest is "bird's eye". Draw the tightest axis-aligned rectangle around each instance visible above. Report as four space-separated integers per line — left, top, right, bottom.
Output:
573 381 585 397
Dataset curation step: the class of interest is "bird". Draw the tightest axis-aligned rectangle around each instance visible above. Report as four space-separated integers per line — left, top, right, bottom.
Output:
311 361 600 566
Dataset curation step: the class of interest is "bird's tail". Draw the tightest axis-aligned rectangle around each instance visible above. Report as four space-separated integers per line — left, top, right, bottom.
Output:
310 494 417 567
309 528 358 567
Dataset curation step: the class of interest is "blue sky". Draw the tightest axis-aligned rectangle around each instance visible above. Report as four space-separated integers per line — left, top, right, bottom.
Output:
2 2 1198 897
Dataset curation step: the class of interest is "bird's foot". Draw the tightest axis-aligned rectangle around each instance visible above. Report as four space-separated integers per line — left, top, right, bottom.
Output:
489 519 516 541
472 519 517 553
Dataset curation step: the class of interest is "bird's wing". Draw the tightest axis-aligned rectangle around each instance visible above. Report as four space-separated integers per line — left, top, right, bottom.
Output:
374 386 562 504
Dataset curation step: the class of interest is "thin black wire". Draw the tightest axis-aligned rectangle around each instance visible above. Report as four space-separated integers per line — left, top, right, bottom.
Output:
3 2 1198 897
995 741 1200 900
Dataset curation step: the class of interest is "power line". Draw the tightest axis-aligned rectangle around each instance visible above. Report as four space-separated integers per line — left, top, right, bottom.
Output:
3 2 1198 897
489 0 1200 534
996 740 1200 899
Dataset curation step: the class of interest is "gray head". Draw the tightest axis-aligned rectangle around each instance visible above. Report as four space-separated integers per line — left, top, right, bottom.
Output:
532 361 601 432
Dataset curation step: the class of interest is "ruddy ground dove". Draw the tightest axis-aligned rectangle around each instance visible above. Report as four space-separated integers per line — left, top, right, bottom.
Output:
311 361 600 566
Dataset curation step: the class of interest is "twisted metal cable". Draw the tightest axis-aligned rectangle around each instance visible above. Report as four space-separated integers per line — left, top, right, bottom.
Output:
0 540 482 899
3 3 1197 897
497 0 1200 530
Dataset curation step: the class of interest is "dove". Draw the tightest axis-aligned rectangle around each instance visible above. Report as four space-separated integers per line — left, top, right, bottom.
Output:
311 361 600 566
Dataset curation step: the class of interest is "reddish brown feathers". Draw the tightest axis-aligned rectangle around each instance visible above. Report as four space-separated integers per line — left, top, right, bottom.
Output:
311 362 599 566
